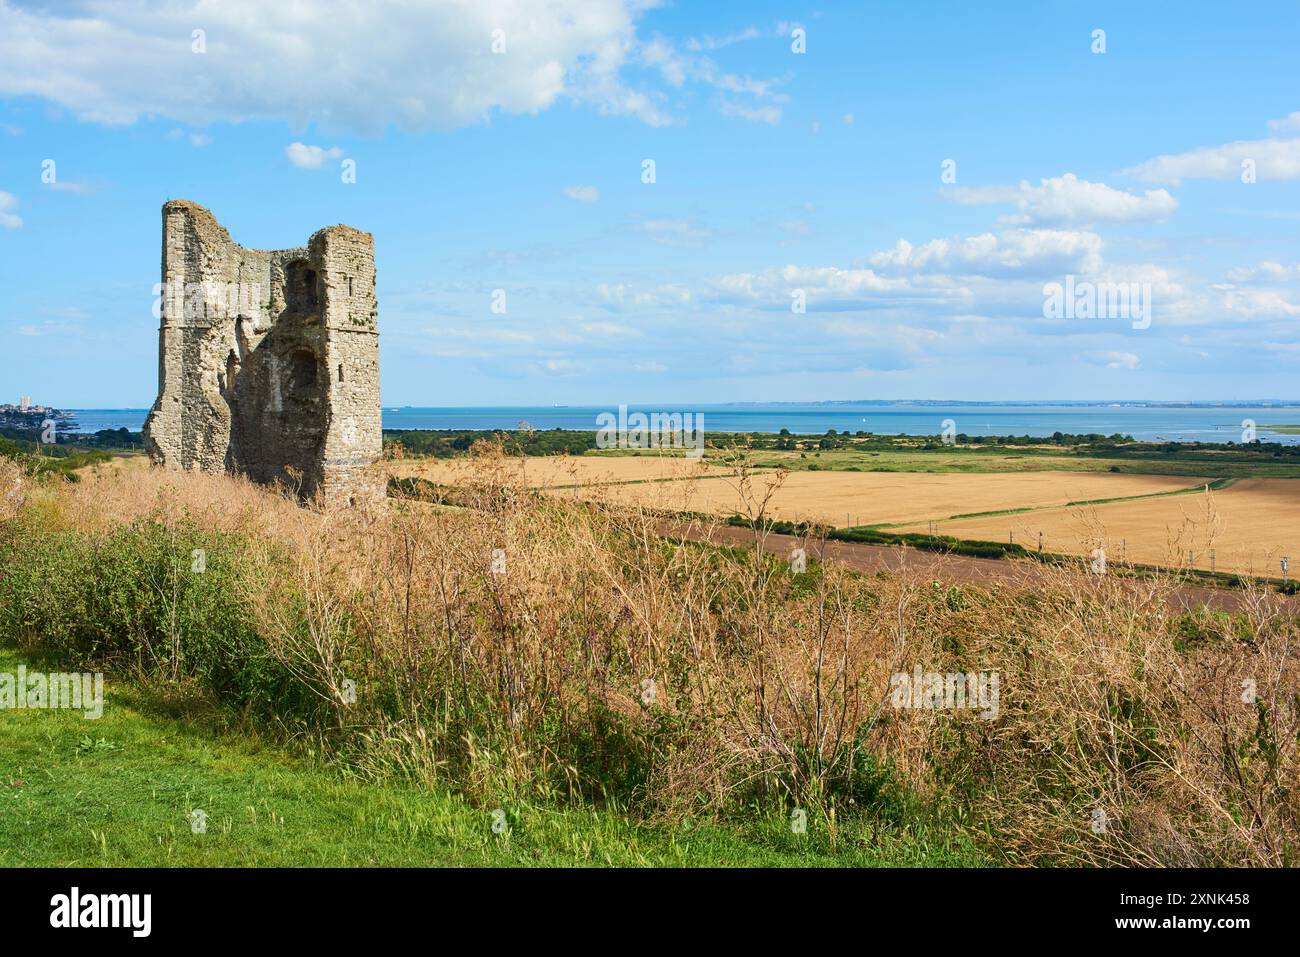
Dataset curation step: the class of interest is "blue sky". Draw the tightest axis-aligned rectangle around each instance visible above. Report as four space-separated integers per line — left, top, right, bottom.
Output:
1 0 1299 407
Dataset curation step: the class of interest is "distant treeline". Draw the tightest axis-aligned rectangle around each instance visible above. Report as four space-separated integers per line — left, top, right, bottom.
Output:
381 426 1143 457
383 425 1300 460
0 426 142 450
0 435 113 480
384 428 599 458
765 429 1139 451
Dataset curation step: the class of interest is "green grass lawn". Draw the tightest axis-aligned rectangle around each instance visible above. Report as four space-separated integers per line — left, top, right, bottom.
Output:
0 648 986 867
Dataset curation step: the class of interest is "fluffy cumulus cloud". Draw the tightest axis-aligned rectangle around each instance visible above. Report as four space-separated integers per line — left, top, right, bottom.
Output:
0 190 21 228
595 282 692 310
702 228 1144 319
1220 288 1300 319
1225 260 1300 283
946 174 1177 226
1216 259 1300 320
0 0 664 132
868 229 1104 278
1125 114 1300 183
714 264 923 305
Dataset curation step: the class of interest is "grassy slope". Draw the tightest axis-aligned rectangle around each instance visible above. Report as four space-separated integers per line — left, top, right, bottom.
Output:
0 649 985 868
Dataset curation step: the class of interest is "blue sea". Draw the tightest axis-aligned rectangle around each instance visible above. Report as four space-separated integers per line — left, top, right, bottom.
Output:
66 403 1300 445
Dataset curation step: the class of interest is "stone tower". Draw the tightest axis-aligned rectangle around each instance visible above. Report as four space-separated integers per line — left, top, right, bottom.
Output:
143 201 384 507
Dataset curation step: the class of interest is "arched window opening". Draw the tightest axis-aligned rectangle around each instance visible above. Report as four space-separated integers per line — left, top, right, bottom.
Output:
291 349 318 390
284 260 320 312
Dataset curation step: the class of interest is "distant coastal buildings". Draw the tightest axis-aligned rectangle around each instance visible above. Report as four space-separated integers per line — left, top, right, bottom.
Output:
0 401 75 435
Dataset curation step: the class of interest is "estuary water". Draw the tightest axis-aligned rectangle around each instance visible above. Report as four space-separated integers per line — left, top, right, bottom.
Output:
65 403 1300 444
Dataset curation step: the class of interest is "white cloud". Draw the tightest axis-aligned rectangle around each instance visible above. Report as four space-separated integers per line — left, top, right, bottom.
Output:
869 229 1104 277
441 327 536 344
946 174 1177 226
1221 289 1300 318
0 191 21 228
683 26 760 52
1225 260 1300 283
1125 136 1300 184
562 185 599 203
842 113 854 125
1216 259 1300 319
1267 111 1300 133
636 218 712 248
1085 351 1140 370
0 0 666 132
538 358 587 375
167 129 211 147
640 34 788 124
718 100 781 124
595 282 692 309
580 321 637 337
285 143 343 169
713 265 946 308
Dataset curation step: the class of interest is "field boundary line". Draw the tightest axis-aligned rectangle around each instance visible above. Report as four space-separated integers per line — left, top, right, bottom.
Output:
868 477 1235 530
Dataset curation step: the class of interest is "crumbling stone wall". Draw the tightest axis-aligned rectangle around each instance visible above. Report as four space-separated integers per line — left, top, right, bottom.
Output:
143 201 383 507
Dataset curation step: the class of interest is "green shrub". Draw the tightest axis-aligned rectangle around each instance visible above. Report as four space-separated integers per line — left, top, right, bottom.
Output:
0 517 325 727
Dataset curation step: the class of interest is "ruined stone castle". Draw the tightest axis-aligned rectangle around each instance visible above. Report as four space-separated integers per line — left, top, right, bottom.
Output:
142 201 384 507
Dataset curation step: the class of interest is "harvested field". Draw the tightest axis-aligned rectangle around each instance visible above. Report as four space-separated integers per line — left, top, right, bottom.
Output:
893 478 1300 575
569 467 1211 528
388 452 726 488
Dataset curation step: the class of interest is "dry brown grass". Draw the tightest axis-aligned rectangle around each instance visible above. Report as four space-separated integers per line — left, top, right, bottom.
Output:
5 443 1297 866
56 455 319 545
388 451 728 488
0 457 25 523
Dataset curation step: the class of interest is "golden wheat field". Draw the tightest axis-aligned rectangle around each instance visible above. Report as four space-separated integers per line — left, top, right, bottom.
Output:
893 478 1300 575
389 452 726 487
539 463 1210 527
127 449 1297 576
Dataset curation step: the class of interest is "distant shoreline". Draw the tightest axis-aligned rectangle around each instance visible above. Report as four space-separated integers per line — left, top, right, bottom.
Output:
46 403 1300 446
67 400 1300 411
